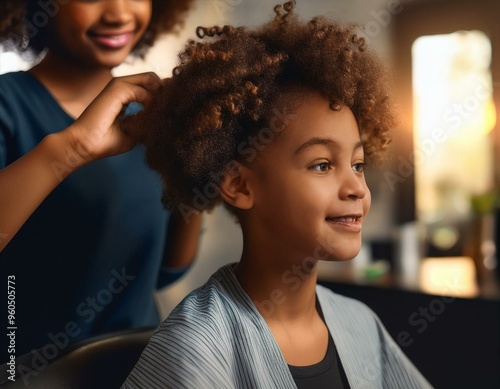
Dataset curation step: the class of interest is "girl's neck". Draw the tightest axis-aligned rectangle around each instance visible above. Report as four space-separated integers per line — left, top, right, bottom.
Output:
28 52 114 118
236 241 330 366
235 241 319 324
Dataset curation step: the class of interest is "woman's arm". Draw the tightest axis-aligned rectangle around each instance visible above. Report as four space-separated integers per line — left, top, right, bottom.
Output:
0 72 161 251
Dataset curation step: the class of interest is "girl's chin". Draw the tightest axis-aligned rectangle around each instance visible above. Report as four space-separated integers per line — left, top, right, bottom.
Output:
322 249 361 262
318 245 361 262
324 256 356 263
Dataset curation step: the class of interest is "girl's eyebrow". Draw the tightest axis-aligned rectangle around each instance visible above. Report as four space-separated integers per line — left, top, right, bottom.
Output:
354 141 364 152
294 137 339 155
293 138 363 155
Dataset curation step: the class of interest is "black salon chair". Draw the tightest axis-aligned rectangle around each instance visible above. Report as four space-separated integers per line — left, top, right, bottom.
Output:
0 327 154 389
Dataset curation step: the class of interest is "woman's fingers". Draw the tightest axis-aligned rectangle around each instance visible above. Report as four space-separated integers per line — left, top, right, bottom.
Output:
116 71 162 93
69 72 163 161
93 72 161 119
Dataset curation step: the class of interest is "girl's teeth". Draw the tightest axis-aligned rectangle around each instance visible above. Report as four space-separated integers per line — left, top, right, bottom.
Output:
330 217 356 222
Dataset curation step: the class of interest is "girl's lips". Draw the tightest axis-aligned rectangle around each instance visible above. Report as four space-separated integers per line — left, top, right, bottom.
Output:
326 216 362 232
89 32 134 49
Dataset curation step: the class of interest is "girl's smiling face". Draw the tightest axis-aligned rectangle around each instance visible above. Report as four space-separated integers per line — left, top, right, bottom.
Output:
246 89 371 263
48 0 152 69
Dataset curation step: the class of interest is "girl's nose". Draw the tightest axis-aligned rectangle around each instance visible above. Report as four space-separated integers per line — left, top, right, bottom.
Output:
101 0 133 25
338 170 368 200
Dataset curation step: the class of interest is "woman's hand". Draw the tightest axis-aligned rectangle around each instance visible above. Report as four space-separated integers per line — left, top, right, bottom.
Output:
63 72 161 166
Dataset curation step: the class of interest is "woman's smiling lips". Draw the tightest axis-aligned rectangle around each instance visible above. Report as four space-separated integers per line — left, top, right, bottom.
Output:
326 214 362 232
89 31 134 49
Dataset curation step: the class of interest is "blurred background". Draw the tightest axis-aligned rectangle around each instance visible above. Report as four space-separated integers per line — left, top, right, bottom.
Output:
2 0 499 388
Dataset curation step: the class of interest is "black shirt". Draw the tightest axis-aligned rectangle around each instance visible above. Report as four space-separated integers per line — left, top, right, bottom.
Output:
288 334 351 388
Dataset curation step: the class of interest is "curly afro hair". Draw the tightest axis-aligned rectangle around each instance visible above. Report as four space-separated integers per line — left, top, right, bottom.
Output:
133 0 397 214
0 0 194 57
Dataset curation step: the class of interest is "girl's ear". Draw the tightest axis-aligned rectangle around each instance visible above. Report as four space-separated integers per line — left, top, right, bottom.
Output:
219 161 254 210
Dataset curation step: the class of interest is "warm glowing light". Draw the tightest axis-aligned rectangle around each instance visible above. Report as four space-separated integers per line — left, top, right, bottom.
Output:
485 99 497 135
431 226 459 250
412 31 495 224
420 257 478 297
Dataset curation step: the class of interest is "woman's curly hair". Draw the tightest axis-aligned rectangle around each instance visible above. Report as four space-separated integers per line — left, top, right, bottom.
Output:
134 0 397 213
0 0 194 56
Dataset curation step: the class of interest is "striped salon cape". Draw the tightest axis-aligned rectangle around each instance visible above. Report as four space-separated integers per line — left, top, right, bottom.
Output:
122 263 433 389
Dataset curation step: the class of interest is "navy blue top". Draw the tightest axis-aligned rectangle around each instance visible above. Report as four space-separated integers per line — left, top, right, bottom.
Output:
0 72 185 359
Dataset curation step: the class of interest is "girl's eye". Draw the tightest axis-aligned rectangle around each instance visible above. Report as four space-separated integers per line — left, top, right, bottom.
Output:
352 163 366 173
310 162 331 172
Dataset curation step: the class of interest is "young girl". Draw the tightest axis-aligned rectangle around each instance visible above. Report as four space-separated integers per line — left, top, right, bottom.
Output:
0 0 201 359
121 1 432 388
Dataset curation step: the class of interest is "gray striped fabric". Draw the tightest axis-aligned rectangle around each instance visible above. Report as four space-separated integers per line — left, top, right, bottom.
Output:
122 263 433 389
